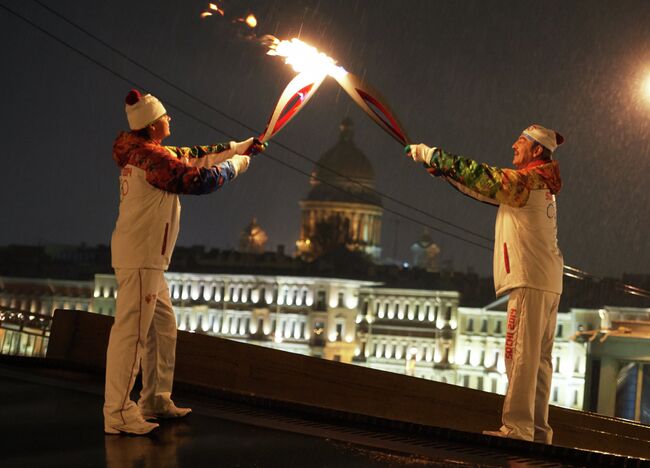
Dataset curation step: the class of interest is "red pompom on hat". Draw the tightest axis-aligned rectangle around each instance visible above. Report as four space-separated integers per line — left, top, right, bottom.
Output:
124 89 167 130
125 89 142 105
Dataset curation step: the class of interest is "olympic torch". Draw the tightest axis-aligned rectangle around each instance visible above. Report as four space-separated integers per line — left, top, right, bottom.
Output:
332 72 411 146
263 37 411 146
244 70 325 155
200 7 411 147
242 37 343 154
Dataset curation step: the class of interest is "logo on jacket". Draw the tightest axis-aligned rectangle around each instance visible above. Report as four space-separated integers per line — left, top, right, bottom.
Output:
546 202 556 219
144 293 157 304
120 179 129 199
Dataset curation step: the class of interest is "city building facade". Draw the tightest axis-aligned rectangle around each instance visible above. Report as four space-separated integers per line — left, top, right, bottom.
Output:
89 271 601 411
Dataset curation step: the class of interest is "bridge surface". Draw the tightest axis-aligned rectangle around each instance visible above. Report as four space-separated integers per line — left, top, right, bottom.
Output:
1 309 648 467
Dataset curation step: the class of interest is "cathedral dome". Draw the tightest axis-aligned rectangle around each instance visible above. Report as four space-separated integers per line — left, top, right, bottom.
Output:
307 118 381 206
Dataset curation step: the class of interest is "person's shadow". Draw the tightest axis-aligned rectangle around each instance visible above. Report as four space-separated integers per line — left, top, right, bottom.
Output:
104 419 191 468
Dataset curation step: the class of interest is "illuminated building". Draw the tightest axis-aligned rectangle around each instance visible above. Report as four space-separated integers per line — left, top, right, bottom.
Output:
580 307 650 423
3 265 650 415
89 272 614 411
0 276 93 355
295 119 383 261
239 218 268 254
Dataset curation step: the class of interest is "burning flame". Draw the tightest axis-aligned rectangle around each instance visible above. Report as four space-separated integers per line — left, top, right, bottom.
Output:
266 37 346 79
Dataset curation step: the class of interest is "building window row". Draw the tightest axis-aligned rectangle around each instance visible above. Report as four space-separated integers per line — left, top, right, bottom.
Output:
463 316 568 340
176 310 309 341
1 296 91 315
168 282 318 308
94 285 116 299
369 340 437 362
373 299 454 323
465 318 504 335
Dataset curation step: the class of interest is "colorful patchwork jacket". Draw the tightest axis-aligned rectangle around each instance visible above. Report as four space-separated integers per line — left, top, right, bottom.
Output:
425 148 564 296
111 132 240 270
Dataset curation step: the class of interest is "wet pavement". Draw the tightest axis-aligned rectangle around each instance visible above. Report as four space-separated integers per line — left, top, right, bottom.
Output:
0 368 457 468
1 358 647 467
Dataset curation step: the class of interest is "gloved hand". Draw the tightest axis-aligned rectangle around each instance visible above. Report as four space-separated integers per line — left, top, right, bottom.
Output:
230 137 255 155
249 138 268 155
229 154 251 176
405 143 435 165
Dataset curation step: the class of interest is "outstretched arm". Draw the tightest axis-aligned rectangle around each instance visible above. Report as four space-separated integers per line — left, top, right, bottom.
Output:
165 138 261 169
133 143 247 195
406 144 530 207
165 142 231 159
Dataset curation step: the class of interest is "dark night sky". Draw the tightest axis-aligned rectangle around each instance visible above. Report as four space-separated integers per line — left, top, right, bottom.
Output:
1 0 649 278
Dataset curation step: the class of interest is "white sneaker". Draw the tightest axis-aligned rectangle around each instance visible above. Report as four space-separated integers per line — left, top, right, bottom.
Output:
105 417 159 435
141 402 191 420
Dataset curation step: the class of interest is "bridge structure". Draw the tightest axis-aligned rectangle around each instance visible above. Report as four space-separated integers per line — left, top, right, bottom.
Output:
1 308 649 467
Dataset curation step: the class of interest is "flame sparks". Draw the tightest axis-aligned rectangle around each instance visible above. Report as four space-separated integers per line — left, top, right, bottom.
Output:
245 14 257 28
266 37 346 79
200 3 224 18
209 3 224 15
199 3 345 79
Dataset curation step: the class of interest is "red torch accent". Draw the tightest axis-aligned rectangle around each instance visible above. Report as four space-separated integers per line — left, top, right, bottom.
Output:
356 88 407 145
332 72 411 146
244 72 325 155
268 84 314 137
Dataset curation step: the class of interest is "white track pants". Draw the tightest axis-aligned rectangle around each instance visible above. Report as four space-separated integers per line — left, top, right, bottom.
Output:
500 287 560 444
103 268 178 426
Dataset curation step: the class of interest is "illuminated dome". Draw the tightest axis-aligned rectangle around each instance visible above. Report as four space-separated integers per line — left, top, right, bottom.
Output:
307 118 381 206
297 118 383 261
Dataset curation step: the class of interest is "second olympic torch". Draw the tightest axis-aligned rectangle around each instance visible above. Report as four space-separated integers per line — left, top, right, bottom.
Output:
264 37 411 147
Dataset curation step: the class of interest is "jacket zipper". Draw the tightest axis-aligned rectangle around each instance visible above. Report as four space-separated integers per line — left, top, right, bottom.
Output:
161 223 169 255
503 242 510 274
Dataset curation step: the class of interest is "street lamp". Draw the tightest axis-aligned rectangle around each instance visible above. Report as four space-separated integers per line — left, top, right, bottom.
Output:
643 74 650 102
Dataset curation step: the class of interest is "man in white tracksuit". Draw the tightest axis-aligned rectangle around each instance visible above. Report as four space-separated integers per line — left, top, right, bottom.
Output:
407 124 564 444
104 89 263 435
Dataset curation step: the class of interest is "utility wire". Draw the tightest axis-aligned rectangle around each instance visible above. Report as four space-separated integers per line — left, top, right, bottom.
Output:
3 2 649 299
0 1 492 252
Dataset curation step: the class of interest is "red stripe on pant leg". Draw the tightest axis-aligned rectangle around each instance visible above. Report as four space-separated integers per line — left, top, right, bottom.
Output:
161 223 169 255
119 269 143 425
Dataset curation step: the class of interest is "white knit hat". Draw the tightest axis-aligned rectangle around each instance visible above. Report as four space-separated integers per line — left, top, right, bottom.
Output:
522 124 565 153
124 89 167 130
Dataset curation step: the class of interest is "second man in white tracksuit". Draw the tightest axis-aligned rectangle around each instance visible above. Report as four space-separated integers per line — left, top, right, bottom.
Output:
407 124 564 444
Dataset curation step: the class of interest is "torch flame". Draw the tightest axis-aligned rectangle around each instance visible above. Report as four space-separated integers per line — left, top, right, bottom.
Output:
266 37 346 79
245 14 257 28
200 12 212 18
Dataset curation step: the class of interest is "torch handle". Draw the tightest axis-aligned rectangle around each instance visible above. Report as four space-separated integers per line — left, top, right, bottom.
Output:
242 137 265 156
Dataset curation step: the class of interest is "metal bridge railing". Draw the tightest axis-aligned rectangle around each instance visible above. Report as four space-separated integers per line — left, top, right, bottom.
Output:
0 306 53 357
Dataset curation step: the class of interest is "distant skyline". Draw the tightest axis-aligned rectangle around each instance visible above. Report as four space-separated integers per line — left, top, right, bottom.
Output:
1 0 649 278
